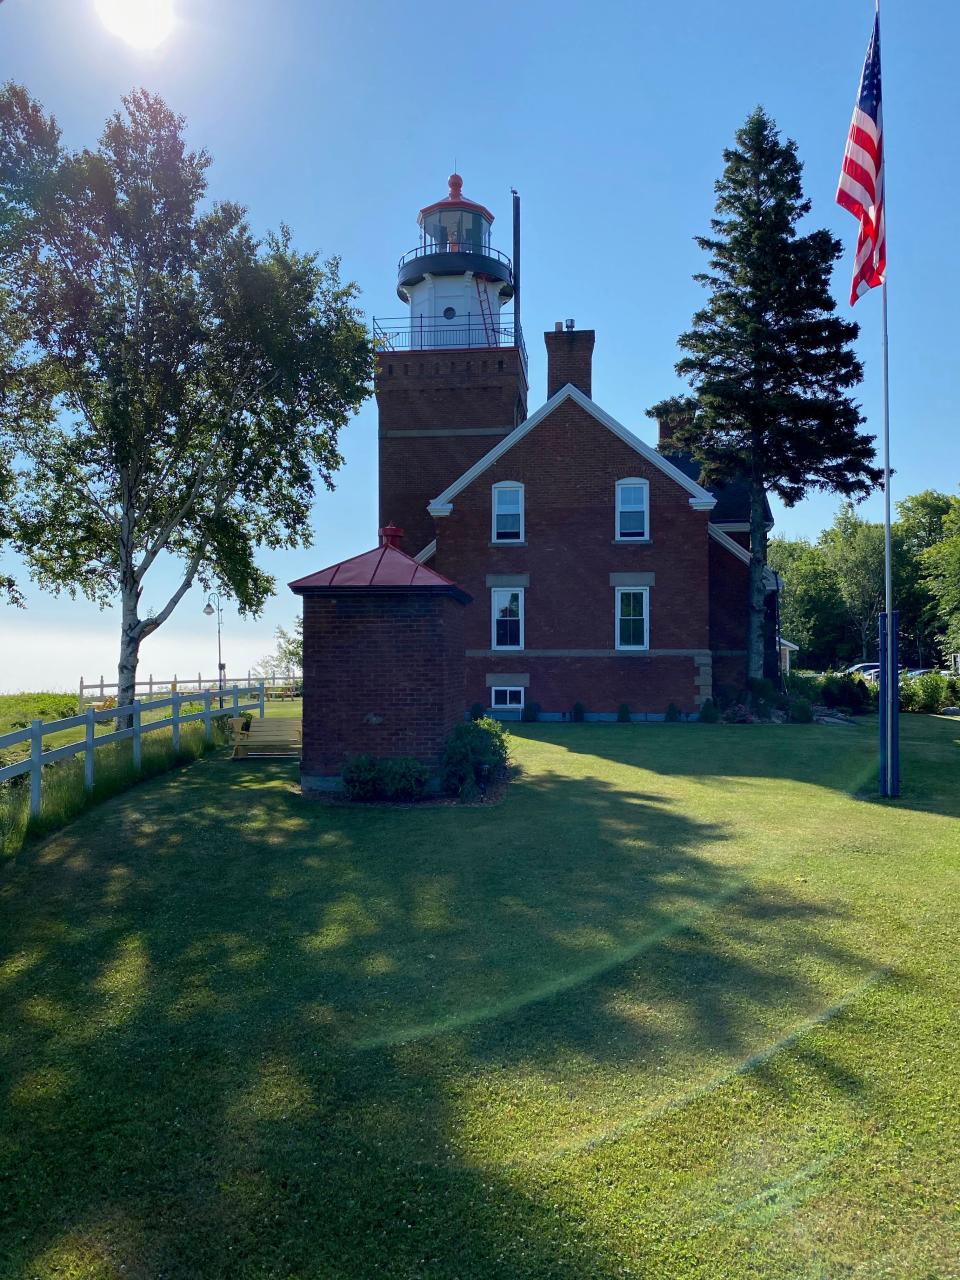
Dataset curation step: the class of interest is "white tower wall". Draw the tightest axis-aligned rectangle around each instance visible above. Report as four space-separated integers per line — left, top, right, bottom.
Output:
406 274 509 349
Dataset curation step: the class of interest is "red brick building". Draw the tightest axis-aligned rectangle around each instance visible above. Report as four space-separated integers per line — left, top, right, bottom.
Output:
371 174 778 722
290 527 471 786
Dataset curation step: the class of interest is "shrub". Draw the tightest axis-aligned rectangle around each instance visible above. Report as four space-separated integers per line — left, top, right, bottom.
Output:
440 717 509 798
785 671 824 704
665 702 681 722
342 754 381 802
722 702 754 724
571 701 586 723
378 757 430 802
898 678 917 713
821 673 872 714
698 698 720 723
713 684 739 711
947 676 960 706
901 671 949 715
747 678 778 719
520 701 541 723
469 702 486 722
788 696 813 723
617 703 632 723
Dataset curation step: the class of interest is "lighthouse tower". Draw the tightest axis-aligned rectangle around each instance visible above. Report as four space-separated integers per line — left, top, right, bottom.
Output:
375 174 528 557
398 173 513 348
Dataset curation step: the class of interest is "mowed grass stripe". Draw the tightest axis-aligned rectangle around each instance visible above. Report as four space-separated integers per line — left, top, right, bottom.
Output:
0 716 958 1278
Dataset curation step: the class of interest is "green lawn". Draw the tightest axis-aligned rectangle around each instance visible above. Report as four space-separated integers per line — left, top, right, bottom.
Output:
1 717 959 1278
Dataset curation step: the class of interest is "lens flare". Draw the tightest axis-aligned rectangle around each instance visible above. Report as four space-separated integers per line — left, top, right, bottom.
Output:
95 0 175 50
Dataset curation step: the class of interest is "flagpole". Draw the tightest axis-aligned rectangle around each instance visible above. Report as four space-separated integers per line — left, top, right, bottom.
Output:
881 279 896 796
877 0 898 797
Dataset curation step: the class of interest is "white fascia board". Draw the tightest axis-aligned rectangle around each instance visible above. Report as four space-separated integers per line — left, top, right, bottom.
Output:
709 523 751 564
714 520 776 533
709 525 781 591
426 383 716 512
413 539 437 563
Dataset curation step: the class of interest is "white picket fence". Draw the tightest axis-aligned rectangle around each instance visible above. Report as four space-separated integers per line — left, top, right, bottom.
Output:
78 673 298 708
0 684 266 818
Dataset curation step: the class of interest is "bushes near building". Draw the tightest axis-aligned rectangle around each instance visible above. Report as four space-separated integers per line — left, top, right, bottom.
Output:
440 717 510 800
342 754 431 803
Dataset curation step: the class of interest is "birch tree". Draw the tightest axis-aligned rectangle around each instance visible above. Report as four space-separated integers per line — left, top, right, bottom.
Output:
0 85 371 704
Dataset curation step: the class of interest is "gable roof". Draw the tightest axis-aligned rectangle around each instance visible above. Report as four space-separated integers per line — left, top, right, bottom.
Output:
289 541 469 601
708 525 780 591
427 384 717 515
663 449 774 529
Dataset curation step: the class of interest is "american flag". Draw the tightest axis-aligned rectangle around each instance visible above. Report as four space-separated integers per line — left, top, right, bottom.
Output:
837 14 885 304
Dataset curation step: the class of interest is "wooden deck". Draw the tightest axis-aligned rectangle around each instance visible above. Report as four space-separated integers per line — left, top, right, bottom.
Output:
232 716 302 760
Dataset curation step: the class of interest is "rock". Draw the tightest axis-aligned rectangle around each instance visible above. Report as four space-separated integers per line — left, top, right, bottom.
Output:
812 703 854 725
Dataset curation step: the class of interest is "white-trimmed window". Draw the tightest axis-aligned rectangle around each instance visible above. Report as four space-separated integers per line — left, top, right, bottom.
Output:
616 478 649 541
615 587 649 650
491 587 524 650
491 686 524 709
492 481 524 543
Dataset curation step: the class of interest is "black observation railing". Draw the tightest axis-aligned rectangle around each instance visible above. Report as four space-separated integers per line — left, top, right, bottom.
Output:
373 316 527 370
398 243 514 273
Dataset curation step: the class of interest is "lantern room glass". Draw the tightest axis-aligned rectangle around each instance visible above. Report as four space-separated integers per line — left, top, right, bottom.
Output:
422 209 491 254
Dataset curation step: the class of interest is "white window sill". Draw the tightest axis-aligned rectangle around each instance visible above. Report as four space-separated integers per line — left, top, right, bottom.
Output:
613 538 651 545
490 541 527 548
615 646 650 653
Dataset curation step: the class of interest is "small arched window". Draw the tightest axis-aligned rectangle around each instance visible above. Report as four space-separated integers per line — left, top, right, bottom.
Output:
615 478 650 541
492 481 524 543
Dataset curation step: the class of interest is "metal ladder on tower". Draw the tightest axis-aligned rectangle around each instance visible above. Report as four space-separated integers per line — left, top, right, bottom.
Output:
474 276 498 347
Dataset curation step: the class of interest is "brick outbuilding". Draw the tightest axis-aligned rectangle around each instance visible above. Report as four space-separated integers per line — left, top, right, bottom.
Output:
290 526 471 791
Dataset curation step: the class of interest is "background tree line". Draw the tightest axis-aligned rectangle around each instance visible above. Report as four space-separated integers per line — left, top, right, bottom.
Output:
769 489 960 669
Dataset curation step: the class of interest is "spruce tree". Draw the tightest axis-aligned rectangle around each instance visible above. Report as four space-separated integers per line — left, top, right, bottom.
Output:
649 108 881 681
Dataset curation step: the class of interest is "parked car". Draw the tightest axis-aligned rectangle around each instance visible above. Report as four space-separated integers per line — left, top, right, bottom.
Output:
845 662 880 678
904 668 936 679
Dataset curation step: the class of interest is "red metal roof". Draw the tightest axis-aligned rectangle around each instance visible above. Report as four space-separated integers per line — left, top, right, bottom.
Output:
418 173 495 226
289 527 469 599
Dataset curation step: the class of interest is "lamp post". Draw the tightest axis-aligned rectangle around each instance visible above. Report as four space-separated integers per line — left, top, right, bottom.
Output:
203 592 225 708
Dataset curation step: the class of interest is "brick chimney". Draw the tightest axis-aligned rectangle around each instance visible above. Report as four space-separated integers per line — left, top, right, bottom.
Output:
545 322 595 399
379 523 404 549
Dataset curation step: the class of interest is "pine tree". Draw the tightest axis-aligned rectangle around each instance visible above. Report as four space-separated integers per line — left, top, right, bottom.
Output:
649 108 881 680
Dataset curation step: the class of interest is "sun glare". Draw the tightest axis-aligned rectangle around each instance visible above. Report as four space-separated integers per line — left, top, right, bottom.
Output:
95 0 175 50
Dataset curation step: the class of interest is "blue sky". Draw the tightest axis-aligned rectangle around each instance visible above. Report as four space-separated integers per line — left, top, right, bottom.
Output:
2 0 956 690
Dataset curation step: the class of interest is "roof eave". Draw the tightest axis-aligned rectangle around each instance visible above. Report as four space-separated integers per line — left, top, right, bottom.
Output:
290 581 472 605
427 384 717 511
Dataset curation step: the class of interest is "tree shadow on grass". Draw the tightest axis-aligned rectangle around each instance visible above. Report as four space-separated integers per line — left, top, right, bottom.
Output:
0 753 881 1278
506 713 960 820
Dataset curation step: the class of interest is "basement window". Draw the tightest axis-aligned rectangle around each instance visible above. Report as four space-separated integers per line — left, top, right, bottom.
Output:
492 481 524 542
616 587 649 651
615 478 650 541
491 687 524 709
492 588 524 650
